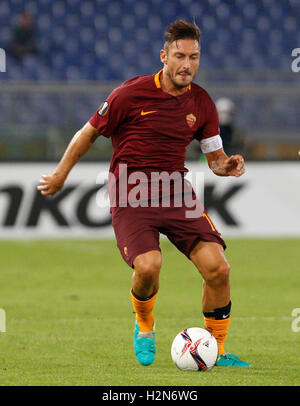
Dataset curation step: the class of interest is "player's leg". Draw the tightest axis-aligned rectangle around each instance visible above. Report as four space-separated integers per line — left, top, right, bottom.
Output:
132 250 161 299
190 240 250 366
189 241 231 355
111 206 162 366
162 199 249 367
130 250 161 366
131 250 161 333
162 203 231 355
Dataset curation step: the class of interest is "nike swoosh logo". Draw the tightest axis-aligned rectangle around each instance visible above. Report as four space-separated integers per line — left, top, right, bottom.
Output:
223 313 230 319
141 110 157 116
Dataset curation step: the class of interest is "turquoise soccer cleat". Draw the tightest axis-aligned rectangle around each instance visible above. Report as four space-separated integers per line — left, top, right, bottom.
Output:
216 353 250 367
134 321 156 366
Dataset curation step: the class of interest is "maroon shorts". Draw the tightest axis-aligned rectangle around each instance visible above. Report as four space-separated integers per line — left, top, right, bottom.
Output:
111 199 226 268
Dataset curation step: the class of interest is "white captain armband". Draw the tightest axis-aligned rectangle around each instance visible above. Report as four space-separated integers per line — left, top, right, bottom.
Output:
199 134 223 154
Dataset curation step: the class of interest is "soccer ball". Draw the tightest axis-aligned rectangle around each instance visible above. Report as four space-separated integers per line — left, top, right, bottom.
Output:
171 327 218 371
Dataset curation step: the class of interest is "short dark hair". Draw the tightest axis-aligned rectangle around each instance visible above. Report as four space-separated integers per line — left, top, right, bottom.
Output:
164 19 201 52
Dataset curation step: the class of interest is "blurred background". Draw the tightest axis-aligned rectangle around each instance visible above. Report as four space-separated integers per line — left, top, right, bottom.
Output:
0 0 299 163
0 2 299 386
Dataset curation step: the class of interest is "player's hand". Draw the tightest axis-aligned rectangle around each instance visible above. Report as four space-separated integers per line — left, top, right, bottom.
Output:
37 172 66 196
223 154 245 177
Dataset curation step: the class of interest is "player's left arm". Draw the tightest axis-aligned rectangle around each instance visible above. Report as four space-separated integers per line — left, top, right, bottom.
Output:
205 148 245 177
194 92 245 177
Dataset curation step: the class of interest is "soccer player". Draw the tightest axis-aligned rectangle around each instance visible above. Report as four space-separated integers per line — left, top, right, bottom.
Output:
37 20 249 367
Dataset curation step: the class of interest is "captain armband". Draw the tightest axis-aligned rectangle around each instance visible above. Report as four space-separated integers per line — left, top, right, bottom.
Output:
200 134 223 154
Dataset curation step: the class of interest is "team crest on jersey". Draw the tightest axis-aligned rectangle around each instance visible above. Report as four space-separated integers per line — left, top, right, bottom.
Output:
124 246 128 256
186 113 196 128
97 101 109 116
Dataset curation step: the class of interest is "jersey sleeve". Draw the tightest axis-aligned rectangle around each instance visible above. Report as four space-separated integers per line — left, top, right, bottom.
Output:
194 97 223 153
89 87 128 138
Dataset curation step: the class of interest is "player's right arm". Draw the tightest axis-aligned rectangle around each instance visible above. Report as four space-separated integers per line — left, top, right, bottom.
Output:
37 86 127 197
37 122 99 196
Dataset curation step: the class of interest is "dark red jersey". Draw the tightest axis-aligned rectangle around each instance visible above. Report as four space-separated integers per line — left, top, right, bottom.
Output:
89 70 220 206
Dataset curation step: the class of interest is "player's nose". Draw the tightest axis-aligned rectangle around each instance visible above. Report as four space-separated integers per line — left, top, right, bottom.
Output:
182 57 192 71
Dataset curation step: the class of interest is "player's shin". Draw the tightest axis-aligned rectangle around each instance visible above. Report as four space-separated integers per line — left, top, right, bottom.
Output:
203 301 231 356
130 289 157 332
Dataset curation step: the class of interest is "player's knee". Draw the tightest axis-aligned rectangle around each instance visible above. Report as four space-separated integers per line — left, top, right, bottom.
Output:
205 261 230 287
133 251 162 283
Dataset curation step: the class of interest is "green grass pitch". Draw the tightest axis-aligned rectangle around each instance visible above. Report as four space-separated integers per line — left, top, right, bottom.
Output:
0 238 299 386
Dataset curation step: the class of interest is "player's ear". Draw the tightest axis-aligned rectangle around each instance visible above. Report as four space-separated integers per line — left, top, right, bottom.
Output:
160 49 167 64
